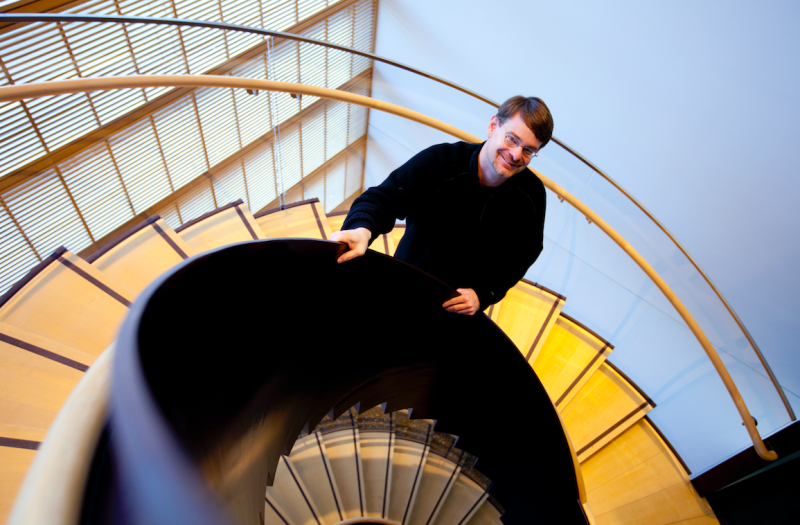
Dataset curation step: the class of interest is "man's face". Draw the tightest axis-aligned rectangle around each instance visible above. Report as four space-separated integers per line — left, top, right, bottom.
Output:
481 113 542 185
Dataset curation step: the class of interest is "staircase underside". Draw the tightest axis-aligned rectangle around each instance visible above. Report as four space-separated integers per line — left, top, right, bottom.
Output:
0 200 717 525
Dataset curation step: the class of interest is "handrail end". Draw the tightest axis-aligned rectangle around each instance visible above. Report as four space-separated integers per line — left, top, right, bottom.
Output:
756 446 778 462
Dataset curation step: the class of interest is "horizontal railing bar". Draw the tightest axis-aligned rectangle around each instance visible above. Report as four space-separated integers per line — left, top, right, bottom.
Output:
0 13 495 105
0 12 790 423
0 75 779 462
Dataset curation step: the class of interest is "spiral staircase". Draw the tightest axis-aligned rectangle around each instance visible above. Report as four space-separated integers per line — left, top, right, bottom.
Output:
0 197 718 525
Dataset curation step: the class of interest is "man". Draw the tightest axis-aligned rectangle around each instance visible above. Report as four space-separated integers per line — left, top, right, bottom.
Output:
331 96 553 315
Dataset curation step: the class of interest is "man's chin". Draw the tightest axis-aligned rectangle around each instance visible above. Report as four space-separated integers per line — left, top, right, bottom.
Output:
498 166 521 178
493 162 517 178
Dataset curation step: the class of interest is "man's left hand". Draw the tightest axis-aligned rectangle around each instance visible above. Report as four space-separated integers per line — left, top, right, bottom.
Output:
443 288 480 316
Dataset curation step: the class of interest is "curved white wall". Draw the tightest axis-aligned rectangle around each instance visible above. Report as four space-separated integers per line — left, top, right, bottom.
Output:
363 0 800 472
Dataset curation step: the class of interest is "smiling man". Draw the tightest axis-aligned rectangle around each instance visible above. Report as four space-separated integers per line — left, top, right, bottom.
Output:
332 96 553 315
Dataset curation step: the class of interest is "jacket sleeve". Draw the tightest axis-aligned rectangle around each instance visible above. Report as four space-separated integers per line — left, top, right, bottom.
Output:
341 144 448 244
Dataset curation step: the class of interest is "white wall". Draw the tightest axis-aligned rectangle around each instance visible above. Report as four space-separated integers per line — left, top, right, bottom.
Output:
364 0 800 472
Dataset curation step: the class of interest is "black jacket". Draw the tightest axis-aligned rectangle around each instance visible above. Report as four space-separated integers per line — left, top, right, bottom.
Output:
343 141 546 309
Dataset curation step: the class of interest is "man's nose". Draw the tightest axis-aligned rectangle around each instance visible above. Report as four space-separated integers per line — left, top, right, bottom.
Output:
508 145 523 160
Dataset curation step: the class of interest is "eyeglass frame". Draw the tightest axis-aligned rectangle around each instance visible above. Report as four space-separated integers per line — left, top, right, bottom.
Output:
498 122 539 159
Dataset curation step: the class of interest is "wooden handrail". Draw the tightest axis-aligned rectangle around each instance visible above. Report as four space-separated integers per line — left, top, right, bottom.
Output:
0 12 790 424
0 76 778 462
8 345 113 525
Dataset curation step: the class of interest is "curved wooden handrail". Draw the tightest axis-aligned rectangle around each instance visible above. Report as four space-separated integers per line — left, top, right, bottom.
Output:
0 11 790 423
8 345 113 525
0 76 778 462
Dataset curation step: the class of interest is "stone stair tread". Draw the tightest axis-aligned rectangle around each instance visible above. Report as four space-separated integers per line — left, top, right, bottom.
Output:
266 455 325 525
406 447 461 525
288 432 345 525
319 409 366 519
465 496 504 525
431 472 488 525
387 435 428 524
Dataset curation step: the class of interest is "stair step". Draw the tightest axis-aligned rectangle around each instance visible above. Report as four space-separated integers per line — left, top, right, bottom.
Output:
327 212 395 256
288 405 492 525
0 424 46 522
560 361 655 462
257 199 332 240
405 445 461 525
0 247 132 356
493 279 565 364
465 497 503 525
388 437 429 524
356 406 395 519
582 417 715 524
388 411 434 525
318 408 366 519
264 492 296 525
326 212 345 233
175 199 264 254
431 471 489 525
0 322 93 435
533 313 613 411
288 432 345 525
87 215 193 296
266 455 326 525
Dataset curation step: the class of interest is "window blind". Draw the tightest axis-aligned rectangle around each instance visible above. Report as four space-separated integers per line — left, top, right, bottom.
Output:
0 0 376 294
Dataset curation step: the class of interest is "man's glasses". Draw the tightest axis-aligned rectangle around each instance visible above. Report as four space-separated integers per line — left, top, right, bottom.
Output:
499 123 538 159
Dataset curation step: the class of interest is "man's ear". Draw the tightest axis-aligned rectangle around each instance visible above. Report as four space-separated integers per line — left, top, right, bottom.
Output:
487 115 498 137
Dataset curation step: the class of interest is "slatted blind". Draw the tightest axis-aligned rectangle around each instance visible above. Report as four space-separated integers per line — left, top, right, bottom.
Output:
155 80 370 229
0 0 352 175
0 0 375 294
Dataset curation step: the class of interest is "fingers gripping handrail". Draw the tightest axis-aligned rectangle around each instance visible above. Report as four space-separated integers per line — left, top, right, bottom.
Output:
0 76 778 461
0 12 791 422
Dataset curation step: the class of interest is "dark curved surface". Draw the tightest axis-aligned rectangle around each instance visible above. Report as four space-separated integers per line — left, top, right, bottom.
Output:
108 239 586 525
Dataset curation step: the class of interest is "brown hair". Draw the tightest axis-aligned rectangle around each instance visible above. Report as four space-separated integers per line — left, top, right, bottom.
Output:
496 96 554 150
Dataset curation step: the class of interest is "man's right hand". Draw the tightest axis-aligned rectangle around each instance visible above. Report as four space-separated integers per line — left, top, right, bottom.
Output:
331 227 371 263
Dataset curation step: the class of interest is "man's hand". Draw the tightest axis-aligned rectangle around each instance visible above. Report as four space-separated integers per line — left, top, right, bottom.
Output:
442 288 480 316
331 227 371 263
